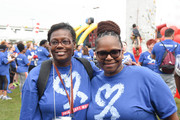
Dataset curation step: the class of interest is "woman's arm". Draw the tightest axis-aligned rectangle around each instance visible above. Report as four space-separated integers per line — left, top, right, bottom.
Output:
20 67 42 119
163 112 179 120
175 71 180 93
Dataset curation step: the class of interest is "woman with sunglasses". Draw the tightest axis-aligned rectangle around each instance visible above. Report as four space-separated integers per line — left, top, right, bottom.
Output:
87 20 178 120
20 22 100 120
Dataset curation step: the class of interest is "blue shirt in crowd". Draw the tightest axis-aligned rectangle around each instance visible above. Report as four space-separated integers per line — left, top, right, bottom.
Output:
151 39 180 74
16 53 29 73
37 46 50 65
139 51 155 71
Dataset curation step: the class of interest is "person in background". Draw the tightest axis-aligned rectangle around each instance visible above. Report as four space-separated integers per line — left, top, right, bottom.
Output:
14 41 23 55
138 39 156 71
86 42 94 60
16 43 32 93
7 44 17 90
131 24 141 47
151 28 180 96
122 41 136 65
20 22 101 120
175 71 180 93
87 20 179 120
36 39 51 65
82 46 93 61
73 44 83 58
25 42 37 72
133 44 142 62
1 41 16 93
0 45 15 100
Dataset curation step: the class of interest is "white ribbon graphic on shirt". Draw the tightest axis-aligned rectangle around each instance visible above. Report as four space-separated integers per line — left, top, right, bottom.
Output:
147 55 155 63
53 71 88 109
94 83 124 120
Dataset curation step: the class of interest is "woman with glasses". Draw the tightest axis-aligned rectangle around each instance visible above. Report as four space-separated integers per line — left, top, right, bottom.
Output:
87 20 178 120
20 22 100 120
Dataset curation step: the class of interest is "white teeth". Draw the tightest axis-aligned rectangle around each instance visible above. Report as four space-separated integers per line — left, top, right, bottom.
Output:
58 52 65 54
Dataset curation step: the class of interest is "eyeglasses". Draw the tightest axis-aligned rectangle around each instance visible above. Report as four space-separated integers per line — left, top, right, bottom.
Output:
50 39 71 46
96 49 122 60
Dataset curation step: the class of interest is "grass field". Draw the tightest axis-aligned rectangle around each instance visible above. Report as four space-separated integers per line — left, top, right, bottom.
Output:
0 87 21 120
1 87 180 120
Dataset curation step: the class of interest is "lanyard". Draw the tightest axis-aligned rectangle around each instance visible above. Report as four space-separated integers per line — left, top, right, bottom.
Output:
53 63 74 115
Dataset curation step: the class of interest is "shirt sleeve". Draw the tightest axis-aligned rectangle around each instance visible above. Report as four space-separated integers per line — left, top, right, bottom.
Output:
130 53 136 63
43 47 50 57
138 53 144 63
151 43 157 55
20 66 42 120
90 61 102 76
150 73 177 119
23 55 30 65
2 55 9 64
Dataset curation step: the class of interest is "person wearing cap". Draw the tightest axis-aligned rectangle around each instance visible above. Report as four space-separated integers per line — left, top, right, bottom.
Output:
87 20 178 120
0 45 15 100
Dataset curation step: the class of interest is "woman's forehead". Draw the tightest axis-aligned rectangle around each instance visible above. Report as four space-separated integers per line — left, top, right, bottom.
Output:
97 36 121 46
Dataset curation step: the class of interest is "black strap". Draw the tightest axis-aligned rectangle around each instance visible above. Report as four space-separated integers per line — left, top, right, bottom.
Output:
75 57 93 80
37 58 93 100
37 59 52 100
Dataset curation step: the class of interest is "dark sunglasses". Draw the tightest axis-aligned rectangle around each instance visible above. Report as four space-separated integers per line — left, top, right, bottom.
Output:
96 49 122 60
50 39 71 46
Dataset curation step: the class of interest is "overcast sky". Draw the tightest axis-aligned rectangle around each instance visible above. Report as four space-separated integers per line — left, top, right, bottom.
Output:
0 0 119 28
0 0 180 28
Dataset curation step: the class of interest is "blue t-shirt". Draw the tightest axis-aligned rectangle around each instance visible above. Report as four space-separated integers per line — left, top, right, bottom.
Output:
152 39 180 73
89 49 94 59
122 52 136 64
139 51 155 71
73 50 82 58
14 45 20 53
87 66 177 120
37 46 50 65
16 53 29 73
29 49 37 66
0 52 10 75
25 49 32 57
20 57 101 120
82 55 93 61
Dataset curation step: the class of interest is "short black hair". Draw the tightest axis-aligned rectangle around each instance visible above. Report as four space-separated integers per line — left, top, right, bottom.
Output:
0 44 7 51
39 39 47 46
17 43 25 52
47 22 76 43
132 24 136 28
165 28 174 37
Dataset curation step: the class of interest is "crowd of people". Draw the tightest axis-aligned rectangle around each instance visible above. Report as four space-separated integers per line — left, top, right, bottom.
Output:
0 20 180 119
